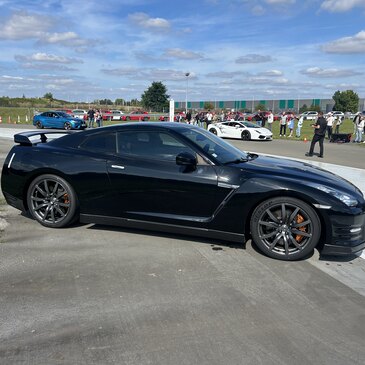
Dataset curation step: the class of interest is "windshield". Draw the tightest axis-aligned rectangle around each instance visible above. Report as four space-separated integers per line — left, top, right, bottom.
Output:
181 127 248 164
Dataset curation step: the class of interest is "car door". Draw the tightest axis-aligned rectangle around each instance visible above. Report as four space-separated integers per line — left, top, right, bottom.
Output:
106 129 226 225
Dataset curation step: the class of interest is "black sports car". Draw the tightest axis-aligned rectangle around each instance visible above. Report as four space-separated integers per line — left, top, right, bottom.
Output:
1 123 365 260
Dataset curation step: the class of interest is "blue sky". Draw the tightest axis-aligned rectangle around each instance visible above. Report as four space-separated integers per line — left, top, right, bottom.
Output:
0 0 364 103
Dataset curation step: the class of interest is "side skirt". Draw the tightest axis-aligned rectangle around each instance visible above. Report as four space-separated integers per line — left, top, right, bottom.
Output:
80 214 245 244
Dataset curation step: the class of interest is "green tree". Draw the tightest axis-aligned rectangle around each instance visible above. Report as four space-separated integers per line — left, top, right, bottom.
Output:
115 98 125 106
141 81 170 112
255 103 267 111
204 102 214 110
309 104 322 112
299 104 308 113
43 92 53 100
332 90 359 112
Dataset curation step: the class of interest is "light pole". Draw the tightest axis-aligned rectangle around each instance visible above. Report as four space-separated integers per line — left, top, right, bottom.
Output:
185 72 190 114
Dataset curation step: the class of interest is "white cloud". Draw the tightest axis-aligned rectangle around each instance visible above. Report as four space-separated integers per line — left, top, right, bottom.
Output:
0 11 51 40
15 53 83 64
163 48 204 60
252 5 265 15
258 70 283 77
320 0 365 12
322 31 365 54
236 54 273 64
300 67 362 78
128 13 170 31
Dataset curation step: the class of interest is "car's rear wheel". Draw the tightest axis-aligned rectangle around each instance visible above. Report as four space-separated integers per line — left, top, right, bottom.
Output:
27 174 78 228
241 130 251 140
143 117 148 121
209 128 217 135
250 197 320 261
35 121 43 129
126 116 130 121
64 121 72 130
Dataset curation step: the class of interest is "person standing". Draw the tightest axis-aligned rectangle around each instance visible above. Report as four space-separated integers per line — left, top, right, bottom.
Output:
354 115 364 143
296 115 303 138
335 116 343 134
305 111 327 158
279 112 287 137
287 113 295 137
326 112 334 140
267 110 274 131
186 110 192 124
206 110 213 128
87 108 95 128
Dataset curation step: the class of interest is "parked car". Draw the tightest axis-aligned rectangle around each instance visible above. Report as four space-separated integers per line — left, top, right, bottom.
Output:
208 121 273 141
2 123 364 261
55 109 73 115
121 111 150 121
33 111 86 130
72 109 87 120
159 112 185 122
109 110 124 120
301 111 318 120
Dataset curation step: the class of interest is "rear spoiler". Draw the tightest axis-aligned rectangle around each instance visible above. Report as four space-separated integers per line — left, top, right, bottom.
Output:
14 130 77 146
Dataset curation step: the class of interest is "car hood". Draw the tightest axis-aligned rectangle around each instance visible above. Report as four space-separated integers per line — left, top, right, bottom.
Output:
238 155 362 195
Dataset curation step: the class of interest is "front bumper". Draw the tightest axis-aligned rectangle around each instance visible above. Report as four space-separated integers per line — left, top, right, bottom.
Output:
321 211 365 255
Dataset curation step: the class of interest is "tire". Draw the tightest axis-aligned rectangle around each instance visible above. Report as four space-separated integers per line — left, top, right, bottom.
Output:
27 174 78 228
209 128 217 135
126 117 130 121
35 121 43 129
143 117 148 121
250 197 320 260
241 130 251 141
64 121 72 130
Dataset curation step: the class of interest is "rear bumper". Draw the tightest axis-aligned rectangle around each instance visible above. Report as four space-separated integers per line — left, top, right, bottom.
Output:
3 191 25 211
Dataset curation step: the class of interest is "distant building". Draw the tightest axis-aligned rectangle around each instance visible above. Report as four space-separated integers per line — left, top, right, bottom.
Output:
175 98 365 113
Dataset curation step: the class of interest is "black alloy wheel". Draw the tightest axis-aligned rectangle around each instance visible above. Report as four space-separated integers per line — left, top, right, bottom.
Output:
250 197 320 260
27 174 78 228
209 128 217 135
35 121 43 129
64 121 72 130
241 130 251 141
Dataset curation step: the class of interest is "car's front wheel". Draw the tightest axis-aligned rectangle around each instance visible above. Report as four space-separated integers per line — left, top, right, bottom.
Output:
64 121 72 130
208 128 217 135
27 174 78 228
241 130 251 140
250 197 320 260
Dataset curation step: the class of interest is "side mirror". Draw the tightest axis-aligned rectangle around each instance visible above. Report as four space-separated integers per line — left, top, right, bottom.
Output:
176 152 197 168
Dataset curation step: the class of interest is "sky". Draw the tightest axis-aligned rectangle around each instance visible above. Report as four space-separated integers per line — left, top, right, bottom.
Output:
0 0 365 103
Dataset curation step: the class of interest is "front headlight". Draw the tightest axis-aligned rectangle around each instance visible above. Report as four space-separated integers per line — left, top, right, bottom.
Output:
316 185 358 207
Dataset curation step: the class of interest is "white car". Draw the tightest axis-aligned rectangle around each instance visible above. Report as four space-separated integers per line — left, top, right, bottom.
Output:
110 110 124 120
301 111 318 120
72 109 87 120
208 121 273 141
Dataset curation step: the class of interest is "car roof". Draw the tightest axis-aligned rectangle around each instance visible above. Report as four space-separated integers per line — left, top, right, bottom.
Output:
50 122 198 148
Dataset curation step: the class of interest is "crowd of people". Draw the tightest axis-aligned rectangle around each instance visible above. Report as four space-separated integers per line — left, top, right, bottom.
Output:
86 108 103 128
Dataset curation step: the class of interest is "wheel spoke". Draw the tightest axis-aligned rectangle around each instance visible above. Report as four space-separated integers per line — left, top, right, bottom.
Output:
288 207 300 223
293 220 311 228
54 205 66 217
42 206 51 221
35 185 47 197
58 202 70 208
281 203 286 222
283 235 289 256
266 208 280 223
291 229 312 238
289 235 303 250
50 208 56 223
269 233 283 250
259 220 278 229
34 203 48 211
44 180 50 194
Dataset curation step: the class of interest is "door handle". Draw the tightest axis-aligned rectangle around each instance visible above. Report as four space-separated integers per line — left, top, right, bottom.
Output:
111 165 125 170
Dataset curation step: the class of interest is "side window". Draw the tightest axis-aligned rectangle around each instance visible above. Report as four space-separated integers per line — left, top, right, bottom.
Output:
117 131 196 162
79 133 116 155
